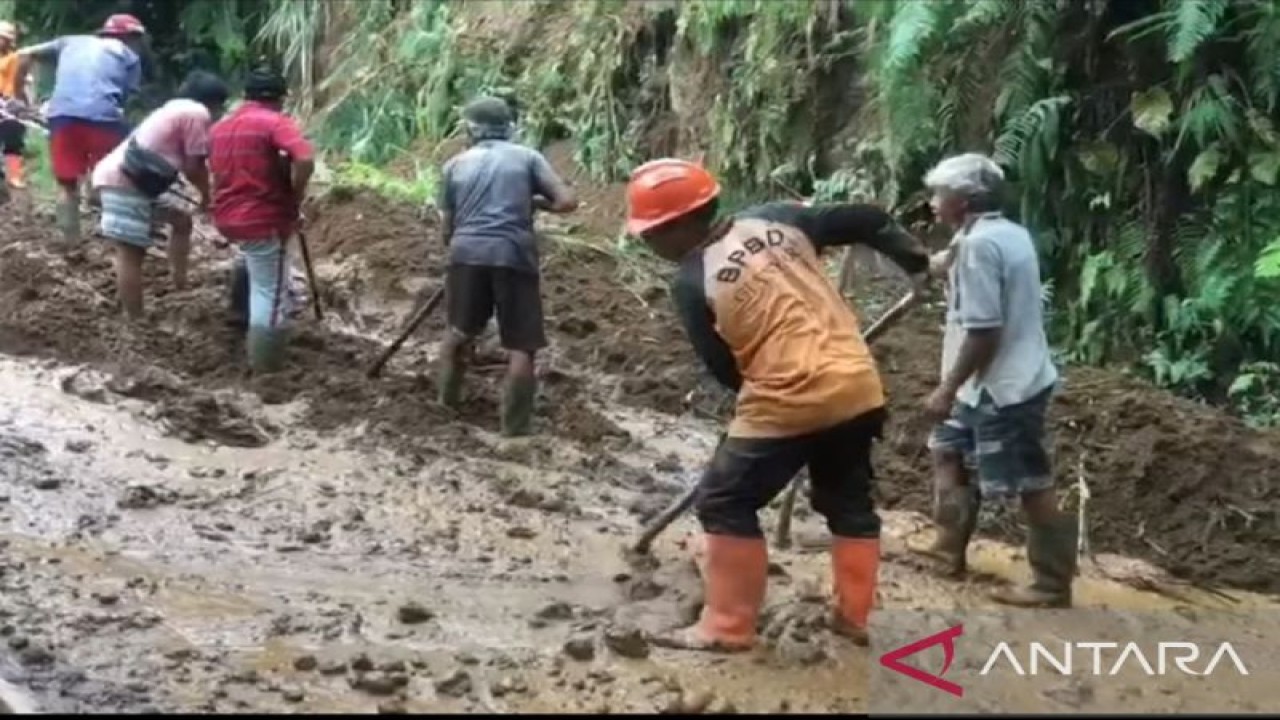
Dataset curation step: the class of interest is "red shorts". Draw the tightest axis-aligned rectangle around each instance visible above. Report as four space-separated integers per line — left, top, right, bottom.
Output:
49 119 128 184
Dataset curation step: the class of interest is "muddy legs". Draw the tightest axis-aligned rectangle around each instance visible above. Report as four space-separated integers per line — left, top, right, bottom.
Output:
165 211 192 291
437 338 538 437
915 450 978 576
501 350 536 437
992 489 1077 608
113 242 146 320
56 183 80 246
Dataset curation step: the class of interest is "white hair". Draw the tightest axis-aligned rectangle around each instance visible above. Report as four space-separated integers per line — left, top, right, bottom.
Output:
923 153 1005 199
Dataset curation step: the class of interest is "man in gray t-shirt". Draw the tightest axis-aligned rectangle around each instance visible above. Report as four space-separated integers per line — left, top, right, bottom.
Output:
436 96 577 436
915 153 1076 608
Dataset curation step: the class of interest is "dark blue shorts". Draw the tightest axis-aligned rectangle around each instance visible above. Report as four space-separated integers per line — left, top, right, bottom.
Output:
928 385 1055 499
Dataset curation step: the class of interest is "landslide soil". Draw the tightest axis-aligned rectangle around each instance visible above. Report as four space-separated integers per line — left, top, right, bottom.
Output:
290 186 1280 594
0 181 1278 712
1 187 1278 593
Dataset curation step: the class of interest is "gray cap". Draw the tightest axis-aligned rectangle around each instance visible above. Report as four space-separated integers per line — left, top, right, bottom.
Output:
462 96 513 127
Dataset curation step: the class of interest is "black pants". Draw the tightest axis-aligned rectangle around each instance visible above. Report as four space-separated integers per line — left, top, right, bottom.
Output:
696 408 886 539
0 119 25 157
445 264 547 352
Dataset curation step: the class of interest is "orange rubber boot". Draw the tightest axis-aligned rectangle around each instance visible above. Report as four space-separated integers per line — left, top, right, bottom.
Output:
653 534 768 652
830 537 880 646
5 155 24 188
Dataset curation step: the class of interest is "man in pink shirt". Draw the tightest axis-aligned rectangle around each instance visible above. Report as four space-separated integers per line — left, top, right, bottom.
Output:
92 71 228 319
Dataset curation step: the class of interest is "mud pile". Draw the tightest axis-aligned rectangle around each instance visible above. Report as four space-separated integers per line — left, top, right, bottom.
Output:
304 188 703 417
871 309 1280 593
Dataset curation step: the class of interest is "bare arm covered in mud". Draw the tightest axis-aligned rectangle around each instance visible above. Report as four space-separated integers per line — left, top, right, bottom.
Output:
184 158 211 209
530 150 577 214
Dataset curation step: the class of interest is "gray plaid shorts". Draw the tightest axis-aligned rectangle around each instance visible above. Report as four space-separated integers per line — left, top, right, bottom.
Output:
927 385 1056 499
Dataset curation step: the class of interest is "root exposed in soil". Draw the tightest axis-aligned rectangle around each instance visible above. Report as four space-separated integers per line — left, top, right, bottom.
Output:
1 188 1278 596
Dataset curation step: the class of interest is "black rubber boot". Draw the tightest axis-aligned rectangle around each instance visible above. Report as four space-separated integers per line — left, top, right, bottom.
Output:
916 484 979 577
500 375 537 437
992 514 1078 608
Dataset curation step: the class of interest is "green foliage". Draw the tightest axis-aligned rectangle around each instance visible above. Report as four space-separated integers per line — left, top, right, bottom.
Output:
329 160 438 206
1228 361 1280 427
858 0 1280 417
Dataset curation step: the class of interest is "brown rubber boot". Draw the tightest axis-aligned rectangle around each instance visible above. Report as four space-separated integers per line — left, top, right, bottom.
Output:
829 537 880 646
992 514 1078 608
651 534 768 652
916 485 979 577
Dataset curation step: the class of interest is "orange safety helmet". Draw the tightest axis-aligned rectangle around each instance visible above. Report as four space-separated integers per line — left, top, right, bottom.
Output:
625 158 720 235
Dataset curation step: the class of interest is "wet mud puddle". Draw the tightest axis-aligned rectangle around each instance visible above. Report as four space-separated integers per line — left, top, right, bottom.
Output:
0 356 1277 713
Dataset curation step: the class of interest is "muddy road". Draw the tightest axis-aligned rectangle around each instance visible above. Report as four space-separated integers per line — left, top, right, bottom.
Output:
1 189 1279 713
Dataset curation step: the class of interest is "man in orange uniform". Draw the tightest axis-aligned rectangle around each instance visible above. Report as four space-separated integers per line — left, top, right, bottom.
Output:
624 159 930 651
0 20 26 191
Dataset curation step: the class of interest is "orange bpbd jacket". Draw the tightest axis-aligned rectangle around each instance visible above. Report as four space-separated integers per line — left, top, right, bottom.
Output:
670 203 929 439
0 52 18 98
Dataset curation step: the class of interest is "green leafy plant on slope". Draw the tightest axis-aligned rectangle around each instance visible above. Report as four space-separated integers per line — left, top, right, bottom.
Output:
857 0 1280 423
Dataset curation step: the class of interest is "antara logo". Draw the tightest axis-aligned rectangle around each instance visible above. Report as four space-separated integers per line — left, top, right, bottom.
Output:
879 625 965 697
880 624 1252 697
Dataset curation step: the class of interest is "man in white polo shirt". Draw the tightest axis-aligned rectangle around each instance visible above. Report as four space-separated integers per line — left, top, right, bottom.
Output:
918 152 1073 608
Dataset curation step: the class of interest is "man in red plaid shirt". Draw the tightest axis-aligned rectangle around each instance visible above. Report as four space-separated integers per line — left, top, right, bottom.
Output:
209 65 314 373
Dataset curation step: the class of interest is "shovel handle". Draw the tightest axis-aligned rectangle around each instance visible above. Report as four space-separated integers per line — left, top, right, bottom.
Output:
366 287 446 378
634 290 923 555
296 230 324 321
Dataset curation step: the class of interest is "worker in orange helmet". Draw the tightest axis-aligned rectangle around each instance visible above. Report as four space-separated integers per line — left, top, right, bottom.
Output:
625 159 930 652
0 20 26 191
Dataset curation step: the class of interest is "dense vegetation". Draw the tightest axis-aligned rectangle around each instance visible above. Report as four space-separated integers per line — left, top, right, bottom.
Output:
7 0 1280 425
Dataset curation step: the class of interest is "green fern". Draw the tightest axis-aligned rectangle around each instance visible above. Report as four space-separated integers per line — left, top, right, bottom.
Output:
1243 0 1280 111
1166 0 1228 63
955 0 1013 32
994 95 1071 169
880 1 945 80
1176 75 1241 151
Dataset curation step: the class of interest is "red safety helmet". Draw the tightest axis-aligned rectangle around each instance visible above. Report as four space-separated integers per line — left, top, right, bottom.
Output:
98 14 146 37
625 158 721 236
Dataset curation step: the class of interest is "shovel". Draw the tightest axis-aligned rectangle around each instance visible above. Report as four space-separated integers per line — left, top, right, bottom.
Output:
630 289 922 556
296 229 324 321
366 286 446 378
